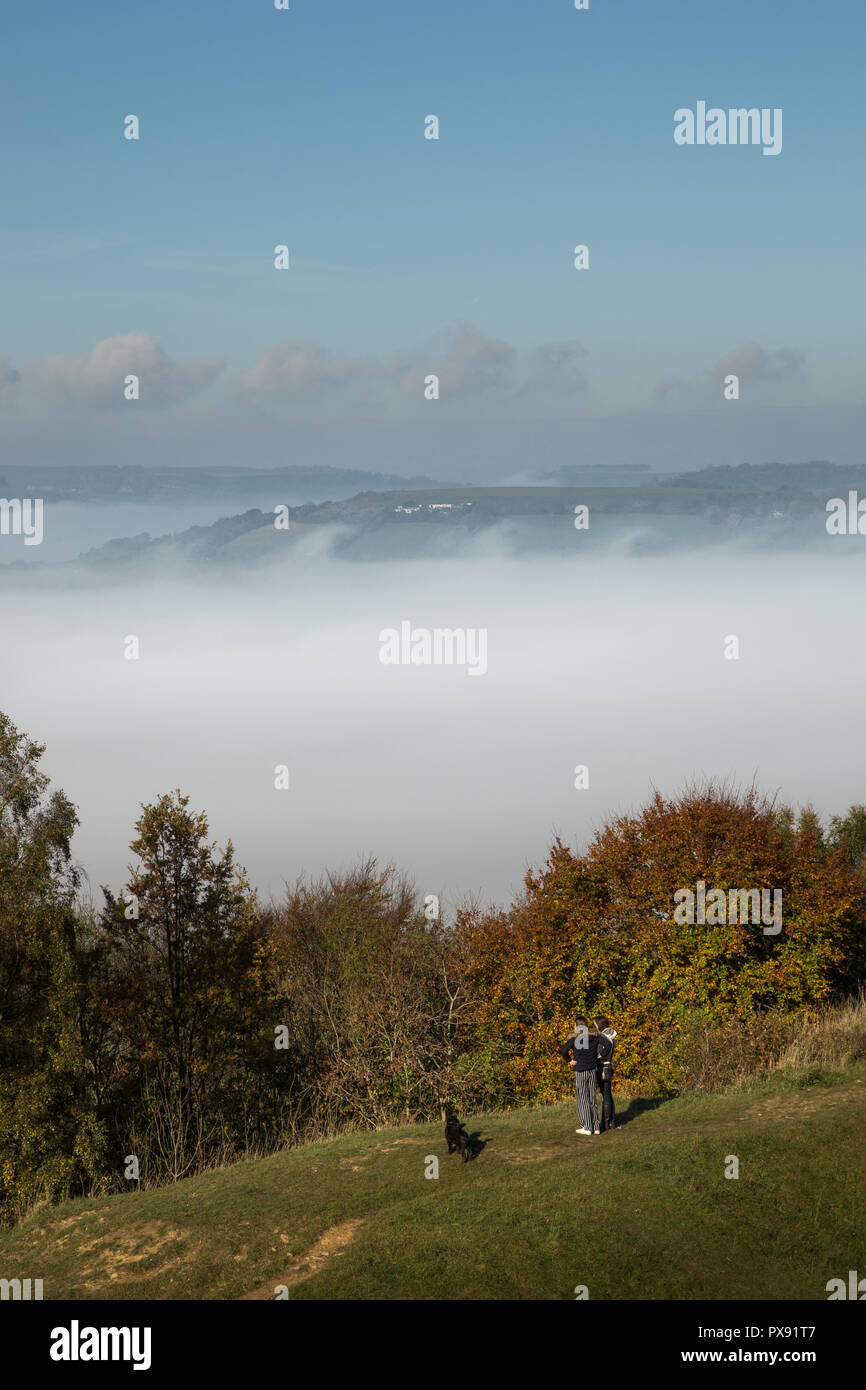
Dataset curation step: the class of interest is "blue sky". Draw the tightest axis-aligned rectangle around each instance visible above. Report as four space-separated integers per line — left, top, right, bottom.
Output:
1 0 864 476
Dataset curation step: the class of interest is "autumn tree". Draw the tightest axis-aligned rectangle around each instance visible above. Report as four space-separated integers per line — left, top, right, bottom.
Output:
262 860 476 1131
457 783 864 1099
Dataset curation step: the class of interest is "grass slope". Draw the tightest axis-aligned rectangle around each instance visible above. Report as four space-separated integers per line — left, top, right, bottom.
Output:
2 1069 863 1301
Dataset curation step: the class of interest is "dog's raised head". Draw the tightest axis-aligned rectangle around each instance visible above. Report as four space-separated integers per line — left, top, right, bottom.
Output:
445 1114 462 1152
445 1113 473 1161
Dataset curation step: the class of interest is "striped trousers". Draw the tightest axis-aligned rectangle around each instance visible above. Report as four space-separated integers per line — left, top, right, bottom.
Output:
574 1069 599 1132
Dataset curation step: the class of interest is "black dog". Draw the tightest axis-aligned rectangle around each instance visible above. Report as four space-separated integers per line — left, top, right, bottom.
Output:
445 1114 472 1163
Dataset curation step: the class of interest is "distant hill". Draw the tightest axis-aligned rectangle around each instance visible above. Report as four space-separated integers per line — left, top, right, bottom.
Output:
5 461 866 577
667 460 866 495
0 463 465 506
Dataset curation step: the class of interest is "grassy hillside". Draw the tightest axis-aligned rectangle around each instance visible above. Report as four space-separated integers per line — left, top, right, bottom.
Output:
1 1068 863 1301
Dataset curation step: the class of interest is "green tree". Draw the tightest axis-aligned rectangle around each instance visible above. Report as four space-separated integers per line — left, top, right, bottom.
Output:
99 792 261 1181
0 712 104 1224
827 804 866 985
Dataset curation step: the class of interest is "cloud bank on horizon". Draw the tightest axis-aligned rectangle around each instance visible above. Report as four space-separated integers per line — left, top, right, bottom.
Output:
0 323 846 482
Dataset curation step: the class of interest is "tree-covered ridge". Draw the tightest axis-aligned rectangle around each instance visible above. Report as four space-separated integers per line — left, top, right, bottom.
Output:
1 712 864 1226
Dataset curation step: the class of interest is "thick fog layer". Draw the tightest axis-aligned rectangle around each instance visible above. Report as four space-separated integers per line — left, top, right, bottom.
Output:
3 546 863 913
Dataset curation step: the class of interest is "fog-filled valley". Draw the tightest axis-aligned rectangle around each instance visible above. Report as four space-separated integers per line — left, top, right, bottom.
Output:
4 519 864 909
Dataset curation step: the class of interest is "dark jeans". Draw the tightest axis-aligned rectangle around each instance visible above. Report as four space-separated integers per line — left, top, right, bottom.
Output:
598 1076 615 1130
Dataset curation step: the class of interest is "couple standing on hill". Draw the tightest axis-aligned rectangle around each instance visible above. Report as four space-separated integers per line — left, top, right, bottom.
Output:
560 1015 618 1136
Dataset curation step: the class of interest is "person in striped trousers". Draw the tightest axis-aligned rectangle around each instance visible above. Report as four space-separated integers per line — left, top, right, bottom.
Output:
560 1016 612 1135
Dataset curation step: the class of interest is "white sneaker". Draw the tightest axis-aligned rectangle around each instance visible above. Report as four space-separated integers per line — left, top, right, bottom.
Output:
575 1128 592 1135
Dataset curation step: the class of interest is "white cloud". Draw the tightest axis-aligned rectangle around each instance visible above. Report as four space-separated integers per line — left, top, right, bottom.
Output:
713 342 805 383
27 333 224 408
0 356 21 401
233 340 372 398
233 325 588 407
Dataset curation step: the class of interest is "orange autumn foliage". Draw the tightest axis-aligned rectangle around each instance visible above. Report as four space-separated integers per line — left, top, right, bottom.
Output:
455 784 864 1099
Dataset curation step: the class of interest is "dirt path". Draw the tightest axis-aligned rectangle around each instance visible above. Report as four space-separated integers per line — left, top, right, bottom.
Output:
239 1219 363 1300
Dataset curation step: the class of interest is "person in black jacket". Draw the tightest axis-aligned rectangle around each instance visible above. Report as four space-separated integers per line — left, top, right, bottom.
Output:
561 1017 612 1135
594 1014 617 1131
